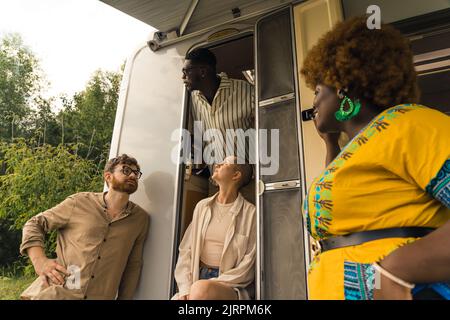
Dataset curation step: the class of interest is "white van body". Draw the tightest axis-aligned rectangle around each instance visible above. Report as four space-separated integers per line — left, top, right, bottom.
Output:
100 0 450 299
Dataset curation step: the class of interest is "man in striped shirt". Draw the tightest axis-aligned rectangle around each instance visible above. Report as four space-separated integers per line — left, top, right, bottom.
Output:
182 48 255 203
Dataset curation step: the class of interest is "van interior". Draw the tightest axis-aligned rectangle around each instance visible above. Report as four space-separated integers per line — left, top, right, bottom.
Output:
171 34 256 297
178 33 255 236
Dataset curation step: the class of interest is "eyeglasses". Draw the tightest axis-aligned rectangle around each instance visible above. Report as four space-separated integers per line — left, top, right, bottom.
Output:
182 66 198 76
116 165 142 179
182 65 208 76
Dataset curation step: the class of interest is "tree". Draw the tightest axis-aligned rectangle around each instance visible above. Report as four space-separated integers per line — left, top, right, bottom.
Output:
59 69 122 166
0 34 44 140
0 34 123 275
18 96 61 146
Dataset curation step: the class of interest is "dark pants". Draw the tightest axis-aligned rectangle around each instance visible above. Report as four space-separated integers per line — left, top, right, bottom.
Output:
199 267 219 280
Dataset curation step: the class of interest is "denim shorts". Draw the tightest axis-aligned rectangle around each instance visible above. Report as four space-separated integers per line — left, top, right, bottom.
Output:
199 266 219 280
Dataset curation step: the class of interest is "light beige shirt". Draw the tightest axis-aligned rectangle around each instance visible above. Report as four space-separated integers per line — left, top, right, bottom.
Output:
191 73 255 164
200 200 234 267
19 192 150 300
173 192 256 300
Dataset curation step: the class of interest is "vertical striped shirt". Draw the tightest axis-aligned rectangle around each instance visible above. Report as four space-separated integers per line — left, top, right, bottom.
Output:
190 73 255 166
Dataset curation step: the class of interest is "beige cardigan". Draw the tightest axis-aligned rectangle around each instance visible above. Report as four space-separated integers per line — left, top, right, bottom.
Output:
173 192 256 300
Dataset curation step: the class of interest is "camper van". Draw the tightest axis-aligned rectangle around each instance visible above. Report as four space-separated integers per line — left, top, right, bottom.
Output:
100 0 450 299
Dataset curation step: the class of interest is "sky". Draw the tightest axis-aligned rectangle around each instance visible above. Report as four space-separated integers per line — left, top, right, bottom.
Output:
0 0 155 100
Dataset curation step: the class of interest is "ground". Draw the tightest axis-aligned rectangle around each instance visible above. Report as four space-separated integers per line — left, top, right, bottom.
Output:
0 276 35 300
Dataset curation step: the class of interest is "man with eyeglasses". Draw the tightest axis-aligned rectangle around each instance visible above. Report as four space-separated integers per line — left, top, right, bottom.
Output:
182 47 256 204
19 154 149 300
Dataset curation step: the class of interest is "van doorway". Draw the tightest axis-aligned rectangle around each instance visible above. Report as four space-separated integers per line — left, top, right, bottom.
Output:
170 33 256 298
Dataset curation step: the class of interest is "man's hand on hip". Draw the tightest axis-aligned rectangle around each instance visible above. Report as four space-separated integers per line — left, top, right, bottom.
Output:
28 247 69 286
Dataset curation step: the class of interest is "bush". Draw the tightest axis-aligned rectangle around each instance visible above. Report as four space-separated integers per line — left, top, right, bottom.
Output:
0 139 104 274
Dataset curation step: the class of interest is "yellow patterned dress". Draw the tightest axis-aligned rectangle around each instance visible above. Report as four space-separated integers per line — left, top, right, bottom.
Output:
303 104 450 300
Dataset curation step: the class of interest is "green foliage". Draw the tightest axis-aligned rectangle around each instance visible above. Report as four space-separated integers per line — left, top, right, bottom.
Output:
60 70 122 164
0 34 43 140
0 219 21 267
0 140 104 270
0 32 122 283
23 97 62 146
0 32 122 163
0 139 104 227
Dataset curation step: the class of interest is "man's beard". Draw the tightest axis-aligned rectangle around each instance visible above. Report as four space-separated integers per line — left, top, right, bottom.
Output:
110 176 138 194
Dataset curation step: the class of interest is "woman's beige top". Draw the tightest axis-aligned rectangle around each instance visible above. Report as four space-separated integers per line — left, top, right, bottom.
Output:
200 200 235 267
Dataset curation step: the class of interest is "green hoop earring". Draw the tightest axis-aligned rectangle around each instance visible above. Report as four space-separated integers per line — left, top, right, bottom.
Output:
335 96 361 122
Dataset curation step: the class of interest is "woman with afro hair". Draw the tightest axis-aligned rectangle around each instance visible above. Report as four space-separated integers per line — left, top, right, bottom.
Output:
301 16 450 300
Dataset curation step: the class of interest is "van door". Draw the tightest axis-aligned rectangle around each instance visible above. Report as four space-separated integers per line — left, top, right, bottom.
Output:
293 0 343 187
255 6 309 299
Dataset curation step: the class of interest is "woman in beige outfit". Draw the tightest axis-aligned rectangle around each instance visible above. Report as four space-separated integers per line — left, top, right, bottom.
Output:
173 156 256 300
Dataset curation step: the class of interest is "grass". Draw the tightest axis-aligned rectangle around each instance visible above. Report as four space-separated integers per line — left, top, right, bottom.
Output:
0 276 36 300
